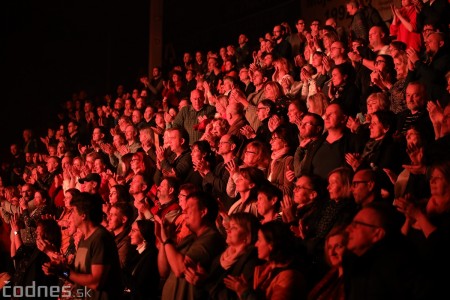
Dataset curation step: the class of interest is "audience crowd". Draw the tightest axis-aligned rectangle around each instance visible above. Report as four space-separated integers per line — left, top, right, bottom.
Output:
1 0 450 299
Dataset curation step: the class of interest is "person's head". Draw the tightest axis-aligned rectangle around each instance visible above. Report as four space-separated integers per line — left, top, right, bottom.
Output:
191 140 214 165
324 226 348 268
405 82 426 113
346 0 359 16
287 100 307 125
226 212 260 248
108 202 134 233
366 92 390 114
125 125 137 143
242 140 271 170
93 157 107 174
157 177 179 203
85 151 100 172
389 41 406 57
422 22 437 39
307 92 329 116
299 113 324 140
225 102 245 124
270 125 297 152
109 184 131 205
64 188 80 209
427 161 450 216
346 202 403 256
295 19 306 33
178 183 199 211
131 109 143 125
351 169 380 206
184 191 219 233
369 110 396 140
330 40 345 60
293 175 323 206
217 134 239 157
256 221 296 263
235 167 267 194
374 55 396 80
20 183 35 202
425 32 445 57
130 219 156 246
167 127 189 152
256 99 276 121
34 189 50 207
328 167 353 201
263 81 284 101
368 26 386 47
129 174 148 197
71 192 104 227
46 156 60 173
139 125 154 148
78 173 101 194
211 118 230 138
330 64 350 87
36 219 62 251
257 184 282 217
324 103 348 131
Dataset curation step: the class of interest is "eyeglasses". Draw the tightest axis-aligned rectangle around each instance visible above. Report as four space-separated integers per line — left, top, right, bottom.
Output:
374 60 386 65
294 185 313 191
351 181 368 187
300 121 316 127
350 220 380 229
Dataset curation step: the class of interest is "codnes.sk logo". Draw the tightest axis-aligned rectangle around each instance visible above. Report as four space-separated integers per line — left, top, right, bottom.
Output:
2 281 92 298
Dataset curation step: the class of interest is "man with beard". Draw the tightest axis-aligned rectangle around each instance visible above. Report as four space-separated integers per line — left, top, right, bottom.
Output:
406 32 450 104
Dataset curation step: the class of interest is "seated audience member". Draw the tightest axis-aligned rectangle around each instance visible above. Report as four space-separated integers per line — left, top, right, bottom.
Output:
186 212 261 300
394 161 450 296
124 219 159 300
227 167 268 218
19 189 55 246
256 183 283 224
307 226 347 300
344 202 432 299
8 218 61 297
268 126 297 196
224 221 307 299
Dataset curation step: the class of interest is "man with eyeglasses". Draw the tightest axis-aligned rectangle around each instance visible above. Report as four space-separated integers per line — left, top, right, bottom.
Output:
351 168 382 208
343 202 432 299
198 134 241 210
287 19 307 59
300 103 361 181
19 183 36 212
294 113 324 177
272 24 292 61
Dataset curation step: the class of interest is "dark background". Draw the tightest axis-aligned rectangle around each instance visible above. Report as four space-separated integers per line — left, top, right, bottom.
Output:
2 0 299 160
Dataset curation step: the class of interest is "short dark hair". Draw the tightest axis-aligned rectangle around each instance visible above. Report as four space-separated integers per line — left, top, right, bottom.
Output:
187 191 219 226
257 184 283 211
36 218 62 250
260 221 297 264
71 192 104 226
112 202 134 227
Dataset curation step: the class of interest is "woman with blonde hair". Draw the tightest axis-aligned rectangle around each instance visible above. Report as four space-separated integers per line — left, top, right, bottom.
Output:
307 92 329 117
